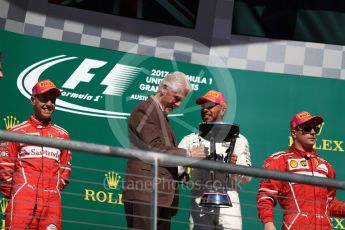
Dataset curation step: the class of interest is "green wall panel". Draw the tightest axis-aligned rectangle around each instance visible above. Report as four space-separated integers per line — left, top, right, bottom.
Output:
1 30 345 229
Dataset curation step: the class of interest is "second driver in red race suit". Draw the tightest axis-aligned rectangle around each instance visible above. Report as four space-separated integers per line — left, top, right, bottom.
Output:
0 79 72 230
257 111 345 230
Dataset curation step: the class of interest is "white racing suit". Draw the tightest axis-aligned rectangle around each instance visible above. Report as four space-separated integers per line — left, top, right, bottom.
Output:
178 133 251 230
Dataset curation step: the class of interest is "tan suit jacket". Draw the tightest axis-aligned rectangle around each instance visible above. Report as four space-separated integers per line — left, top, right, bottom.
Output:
123 97 187 215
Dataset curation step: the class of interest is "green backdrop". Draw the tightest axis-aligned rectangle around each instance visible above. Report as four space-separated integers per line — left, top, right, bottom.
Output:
1 30 345 229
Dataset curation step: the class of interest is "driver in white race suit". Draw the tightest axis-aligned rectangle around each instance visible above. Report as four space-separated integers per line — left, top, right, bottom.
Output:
178 90 251 230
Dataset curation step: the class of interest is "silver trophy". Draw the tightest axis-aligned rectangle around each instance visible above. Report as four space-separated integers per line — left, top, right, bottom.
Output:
198 122 239 207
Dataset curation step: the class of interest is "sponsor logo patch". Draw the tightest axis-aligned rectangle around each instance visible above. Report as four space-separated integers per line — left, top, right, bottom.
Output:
288 159 309 170
46 224 57 230
289 160 298 168
316 163 329 173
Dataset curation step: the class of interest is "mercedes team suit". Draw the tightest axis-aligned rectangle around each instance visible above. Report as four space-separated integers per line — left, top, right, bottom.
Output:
178 132 251 230
257 146 345 230
0 116 72 230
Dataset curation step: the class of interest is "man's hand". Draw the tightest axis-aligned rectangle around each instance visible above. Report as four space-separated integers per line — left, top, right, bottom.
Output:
190 145 206 158
264 222 276 230
229 153 238 164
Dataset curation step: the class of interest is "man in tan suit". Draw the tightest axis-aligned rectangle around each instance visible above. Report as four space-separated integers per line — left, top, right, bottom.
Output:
123 71 205 229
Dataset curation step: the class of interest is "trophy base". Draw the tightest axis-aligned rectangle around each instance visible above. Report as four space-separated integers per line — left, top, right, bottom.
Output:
199 192 232 208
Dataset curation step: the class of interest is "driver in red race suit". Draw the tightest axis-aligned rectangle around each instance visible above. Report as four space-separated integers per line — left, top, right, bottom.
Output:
0 79 72 230
257 111 345 230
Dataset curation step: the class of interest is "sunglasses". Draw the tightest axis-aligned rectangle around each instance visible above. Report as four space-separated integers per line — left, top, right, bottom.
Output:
297 125 320 134
201 102 219 110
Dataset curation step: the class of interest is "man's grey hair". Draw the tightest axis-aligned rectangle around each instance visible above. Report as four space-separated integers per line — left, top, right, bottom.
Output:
158 71 192 94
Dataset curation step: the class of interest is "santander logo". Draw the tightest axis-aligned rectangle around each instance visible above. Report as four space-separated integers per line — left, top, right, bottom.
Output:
17 55 142 119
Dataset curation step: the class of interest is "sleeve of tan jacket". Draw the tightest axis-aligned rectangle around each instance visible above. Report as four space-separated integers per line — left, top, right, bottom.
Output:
128 102 187 156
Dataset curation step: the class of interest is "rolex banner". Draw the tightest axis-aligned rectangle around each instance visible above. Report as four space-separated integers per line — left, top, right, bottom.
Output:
0 30 345 229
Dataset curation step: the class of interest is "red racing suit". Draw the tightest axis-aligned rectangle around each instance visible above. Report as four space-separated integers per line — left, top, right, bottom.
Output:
257 146 345 230
0 116 72 230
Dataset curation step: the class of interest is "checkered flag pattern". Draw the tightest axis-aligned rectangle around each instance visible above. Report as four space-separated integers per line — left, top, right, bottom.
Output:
1 0 345 79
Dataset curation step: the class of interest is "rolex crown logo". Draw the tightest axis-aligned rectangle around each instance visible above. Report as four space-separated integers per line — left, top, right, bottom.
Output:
4 116 19 130
105 171 121 189
0 198 7 214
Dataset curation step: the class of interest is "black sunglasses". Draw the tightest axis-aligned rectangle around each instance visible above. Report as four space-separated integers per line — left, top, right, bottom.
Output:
297 125 320 134
201 102 219 110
